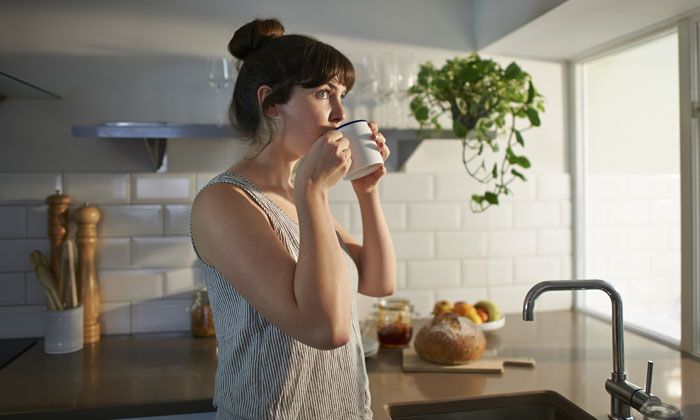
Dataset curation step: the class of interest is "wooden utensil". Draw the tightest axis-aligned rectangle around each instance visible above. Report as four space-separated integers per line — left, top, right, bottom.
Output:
74 202 101 344
46 191 71 293
60 240 78 309
29 250 62 311
402 347 535 374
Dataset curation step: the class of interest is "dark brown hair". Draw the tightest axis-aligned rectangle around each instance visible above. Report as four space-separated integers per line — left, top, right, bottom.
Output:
228 18 355 154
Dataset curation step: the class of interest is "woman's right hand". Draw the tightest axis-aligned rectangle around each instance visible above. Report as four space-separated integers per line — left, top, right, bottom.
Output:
295 130 351 193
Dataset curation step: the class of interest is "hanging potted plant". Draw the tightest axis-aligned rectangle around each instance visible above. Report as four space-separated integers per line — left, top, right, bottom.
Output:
408 53 545 212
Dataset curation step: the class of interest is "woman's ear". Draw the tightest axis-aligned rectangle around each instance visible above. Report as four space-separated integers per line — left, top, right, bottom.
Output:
257 85 279 118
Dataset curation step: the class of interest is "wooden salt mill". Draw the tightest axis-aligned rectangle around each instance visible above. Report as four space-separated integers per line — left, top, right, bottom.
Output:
74 202 101 344
46 190 71 292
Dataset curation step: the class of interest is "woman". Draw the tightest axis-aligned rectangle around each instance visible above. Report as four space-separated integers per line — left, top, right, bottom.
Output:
190 18 396 419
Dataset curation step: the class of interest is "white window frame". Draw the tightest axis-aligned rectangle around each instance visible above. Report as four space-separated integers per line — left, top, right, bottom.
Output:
570 11 700 357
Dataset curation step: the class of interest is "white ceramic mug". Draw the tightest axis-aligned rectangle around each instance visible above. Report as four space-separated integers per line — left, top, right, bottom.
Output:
338 120 384 181
44 305 83 354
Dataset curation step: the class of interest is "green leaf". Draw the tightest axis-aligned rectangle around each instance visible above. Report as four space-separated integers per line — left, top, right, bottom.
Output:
491 163 498 179
515 130 525 147
453 119 468 138
526 108 541 127
471 194 484 204
484 191 499 205
511 168 527 181
517 156 531 169
505 62 522 80
526 81 535 104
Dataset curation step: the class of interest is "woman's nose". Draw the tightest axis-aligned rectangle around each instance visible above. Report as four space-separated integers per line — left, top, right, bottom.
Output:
329 97 345 123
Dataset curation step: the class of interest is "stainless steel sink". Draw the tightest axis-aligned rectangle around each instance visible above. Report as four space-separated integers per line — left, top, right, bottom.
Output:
387 390 597 420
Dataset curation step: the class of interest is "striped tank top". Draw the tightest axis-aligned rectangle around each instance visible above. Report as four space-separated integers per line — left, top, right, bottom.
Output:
190 171 372 420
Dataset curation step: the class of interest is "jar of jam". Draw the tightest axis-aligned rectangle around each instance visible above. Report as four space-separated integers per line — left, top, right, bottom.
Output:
375 298 413 348
191 286 215 337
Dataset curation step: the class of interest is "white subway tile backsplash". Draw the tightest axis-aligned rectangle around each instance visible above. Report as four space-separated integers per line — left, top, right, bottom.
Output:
0 173 60 203
627 175 670 200
132 236 197 268
100 205 163 236
607 253 651 280
0 239 50 271
435 287 488 303
462 259 488 287
487 286 531 314
560 201 571 227
25 273 46 305
357 294 378 321
406 260 460 289
536 174 570 200
26 205 48 238
99 270 163 301
514 257 561 284
587 175 628 200
164 205 192 235
131 174 195 203
561 256 573 279
131 299 190 333
586 202 608 227
488 231 536 257
392 232 434 259
537 229 571 256
462 203 513 230
584 254 608 279
164 268 203 300
608 201 649 226
390 289 435 318
529 288 573 311
434 173 481 201
0 273 26 305
63 173 130 204
586 228 628 253
329 203 351 230
196 172 219 191
101 302 131 335
487 258 513 286
649 200 680 224
0 206 27 238
381 174 434 202
328 181 356 202
396 261 407 289
408 203 461 230
508 177 536 200
514 201 560 228
0 305 45 338
436 232 486 258
651 252 680 277
627 226 669 251
97 238 131 269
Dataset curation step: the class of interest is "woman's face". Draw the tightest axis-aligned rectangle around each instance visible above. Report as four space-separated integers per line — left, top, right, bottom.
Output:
276 79 347 155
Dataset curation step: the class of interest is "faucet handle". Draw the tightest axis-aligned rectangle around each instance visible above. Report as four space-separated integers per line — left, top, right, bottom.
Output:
646 360 654 394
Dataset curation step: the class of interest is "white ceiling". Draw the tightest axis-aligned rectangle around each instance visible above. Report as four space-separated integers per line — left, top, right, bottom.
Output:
481 0 700 61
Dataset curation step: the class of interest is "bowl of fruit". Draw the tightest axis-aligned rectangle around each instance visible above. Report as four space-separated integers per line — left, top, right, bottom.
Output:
431 300 505 331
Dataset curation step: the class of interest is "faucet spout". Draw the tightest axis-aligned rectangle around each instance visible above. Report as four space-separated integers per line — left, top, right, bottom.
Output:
523 280 625 376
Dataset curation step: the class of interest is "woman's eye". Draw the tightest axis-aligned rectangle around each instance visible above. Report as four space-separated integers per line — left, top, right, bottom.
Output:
316 90 330 99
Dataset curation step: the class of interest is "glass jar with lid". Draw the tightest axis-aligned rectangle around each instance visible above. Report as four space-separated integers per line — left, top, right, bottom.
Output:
374 298 413 348
191 286 215 338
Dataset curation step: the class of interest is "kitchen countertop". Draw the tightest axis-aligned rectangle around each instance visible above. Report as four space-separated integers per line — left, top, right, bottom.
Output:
0 310 698 419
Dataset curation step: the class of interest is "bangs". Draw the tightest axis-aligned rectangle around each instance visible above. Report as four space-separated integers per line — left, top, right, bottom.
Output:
298 41 355 91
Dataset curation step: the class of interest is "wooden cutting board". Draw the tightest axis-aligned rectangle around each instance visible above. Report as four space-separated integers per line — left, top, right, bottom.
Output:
402 347 535 373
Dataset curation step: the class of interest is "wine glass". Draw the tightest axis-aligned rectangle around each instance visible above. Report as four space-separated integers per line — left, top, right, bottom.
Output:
206 57 235 126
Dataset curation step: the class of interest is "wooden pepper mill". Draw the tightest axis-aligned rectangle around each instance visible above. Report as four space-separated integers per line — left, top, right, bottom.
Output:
46 190 71 292
74 202 101 344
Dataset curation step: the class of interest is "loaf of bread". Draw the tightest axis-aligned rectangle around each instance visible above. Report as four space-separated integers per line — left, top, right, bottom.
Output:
414 313 486 365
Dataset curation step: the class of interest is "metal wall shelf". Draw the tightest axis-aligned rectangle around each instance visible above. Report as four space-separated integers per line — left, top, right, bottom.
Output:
71 122 235 172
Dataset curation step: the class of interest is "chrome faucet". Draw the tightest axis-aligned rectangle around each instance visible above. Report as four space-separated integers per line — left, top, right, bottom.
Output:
523 280 682 420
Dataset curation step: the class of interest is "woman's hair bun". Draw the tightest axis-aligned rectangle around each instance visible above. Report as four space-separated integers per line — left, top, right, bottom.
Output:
228 18 285 61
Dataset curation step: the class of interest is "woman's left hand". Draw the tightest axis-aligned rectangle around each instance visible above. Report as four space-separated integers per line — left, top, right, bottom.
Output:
351 121 391 194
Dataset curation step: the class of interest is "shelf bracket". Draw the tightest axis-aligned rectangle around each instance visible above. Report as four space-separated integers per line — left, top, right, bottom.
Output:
143 138 167 172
